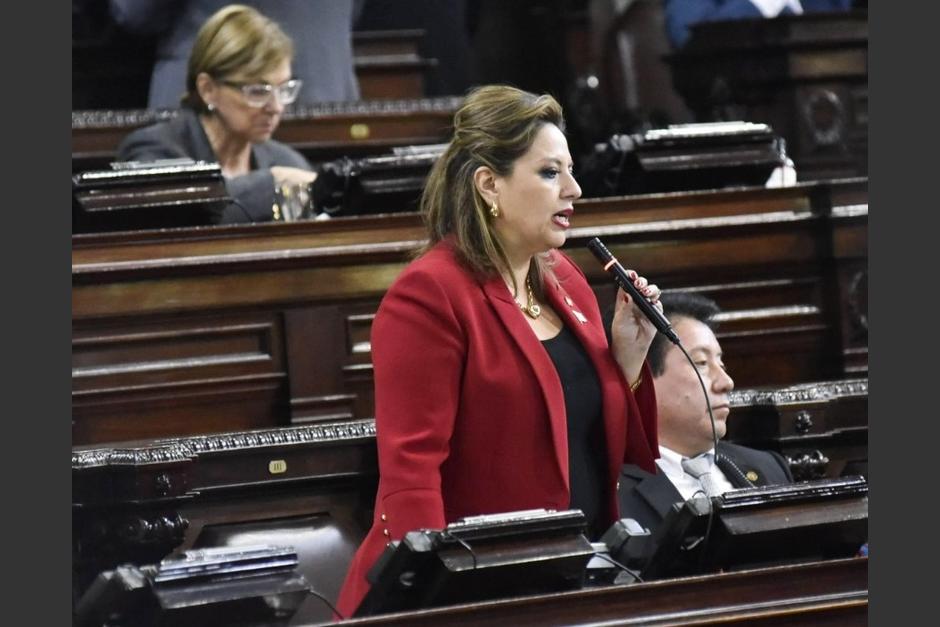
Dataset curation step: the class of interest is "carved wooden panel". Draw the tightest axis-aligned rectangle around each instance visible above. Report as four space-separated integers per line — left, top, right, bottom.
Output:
72 411 866 623
72 311 289 445
670 12 868 182
729 379 868 480
283 305 357 424
836 261 868 376
353 29 424 57
72 97 460 173
72 180 867 444
72 420 379 617
356 55 434 100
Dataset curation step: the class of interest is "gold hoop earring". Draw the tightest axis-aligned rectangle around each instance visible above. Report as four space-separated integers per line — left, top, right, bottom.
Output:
489 201 499 218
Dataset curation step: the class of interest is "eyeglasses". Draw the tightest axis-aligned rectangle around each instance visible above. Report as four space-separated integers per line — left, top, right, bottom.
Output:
219 78 303 108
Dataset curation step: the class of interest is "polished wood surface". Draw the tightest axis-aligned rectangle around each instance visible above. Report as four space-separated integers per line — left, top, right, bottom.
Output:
72 420 379 625
729 378 868 481
670 11 868 182
73 396 867 625
72 179 867 445
324 557 867 626
72 96 460 172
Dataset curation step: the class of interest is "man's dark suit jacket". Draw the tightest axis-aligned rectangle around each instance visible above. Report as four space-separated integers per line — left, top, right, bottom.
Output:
116 108 312 223
618 441 793 534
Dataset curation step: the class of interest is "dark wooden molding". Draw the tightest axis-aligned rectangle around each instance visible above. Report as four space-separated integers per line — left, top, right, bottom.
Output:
728 378 868 480
336 557 867 626
71 96 463 129
72 179 867 445
731 378 867 407
73 419 376 470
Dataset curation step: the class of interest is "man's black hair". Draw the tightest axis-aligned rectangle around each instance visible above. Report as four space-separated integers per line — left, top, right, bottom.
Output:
646 292 721 376
602 291 722 375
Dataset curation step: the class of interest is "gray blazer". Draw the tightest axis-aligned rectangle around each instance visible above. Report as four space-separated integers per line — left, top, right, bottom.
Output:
116 108 312 223
617 441 793 535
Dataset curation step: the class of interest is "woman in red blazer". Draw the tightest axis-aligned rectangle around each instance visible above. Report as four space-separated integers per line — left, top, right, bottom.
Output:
336 85 662 618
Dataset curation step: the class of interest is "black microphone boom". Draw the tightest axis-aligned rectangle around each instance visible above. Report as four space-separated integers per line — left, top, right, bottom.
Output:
586 237 680 345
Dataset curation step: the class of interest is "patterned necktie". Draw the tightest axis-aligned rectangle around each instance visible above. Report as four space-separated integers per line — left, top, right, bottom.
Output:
681 453 724 498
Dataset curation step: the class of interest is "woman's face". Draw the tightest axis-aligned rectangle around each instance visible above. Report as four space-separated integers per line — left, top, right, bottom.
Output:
207 58 292 144
491 123 582 263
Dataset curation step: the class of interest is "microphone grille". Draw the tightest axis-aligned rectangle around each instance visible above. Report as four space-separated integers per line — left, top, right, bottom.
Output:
586 237 613 263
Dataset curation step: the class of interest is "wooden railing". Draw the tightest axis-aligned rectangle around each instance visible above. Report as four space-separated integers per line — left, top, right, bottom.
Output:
72 96 460 172
73 370 869 625
72 179 867 445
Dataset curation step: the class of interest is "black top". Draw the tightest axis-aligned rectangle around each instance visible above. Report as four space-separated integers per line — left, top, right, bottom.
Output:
541 324 608 539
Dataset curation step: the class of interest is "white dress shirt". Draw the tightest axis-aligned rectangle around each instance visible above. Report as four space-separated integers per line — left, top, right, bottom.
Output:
656 445 736 501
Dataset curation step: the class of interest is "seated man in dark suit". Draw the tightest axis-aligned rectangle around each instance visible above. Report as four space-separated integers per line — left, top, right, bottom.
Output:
617 292 793 534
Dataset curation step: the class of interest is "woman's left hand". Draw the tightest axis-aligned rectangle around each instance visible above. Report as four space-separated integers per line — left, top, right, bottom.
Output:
270 165 317 188
609 271 662 385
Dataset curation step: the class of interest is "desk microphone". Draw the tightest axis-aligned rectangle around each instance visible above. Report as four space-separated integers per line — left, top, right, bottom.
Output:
586 237 680 345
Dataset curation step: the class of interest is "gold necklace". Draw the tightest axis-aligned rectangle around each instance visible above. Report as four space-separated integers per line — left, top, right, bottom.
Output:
518 276 542 319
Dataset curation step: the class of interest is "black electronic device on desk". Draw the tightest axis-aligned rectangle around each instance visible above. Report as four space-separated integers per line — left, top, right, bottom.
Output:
354 508 595 617
310 144 445 217
73 545 310 627
579 121 787 197
72 159 229 233
629 476 869 581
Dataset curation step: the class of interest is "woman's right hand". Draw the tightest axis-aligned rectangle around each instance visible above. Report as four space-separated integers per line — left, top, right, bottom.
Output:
270 165 317 188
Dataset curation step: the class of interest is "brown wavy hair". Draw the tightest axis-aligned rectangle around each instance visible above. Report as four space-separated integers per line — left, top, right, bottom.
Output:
421 84 566 300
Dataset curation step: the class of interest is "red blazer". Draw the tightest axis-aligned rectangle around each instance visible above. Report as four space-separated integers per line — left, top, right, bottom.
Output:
336 239 658 617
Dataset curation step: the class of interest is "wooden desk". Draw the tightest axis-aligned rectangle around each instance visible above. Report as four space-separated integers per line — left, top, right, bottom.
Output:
729 378 868 480
73 419 377 624
72 96 460 172
73 415 866 625
670 11 868 181
328 557 867 626
72 179 867 445
355 55 436 100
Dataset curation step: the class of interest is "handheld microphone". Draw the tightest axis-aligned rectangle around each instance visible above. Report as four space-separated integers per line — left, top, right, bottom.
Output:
586 237 680 345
